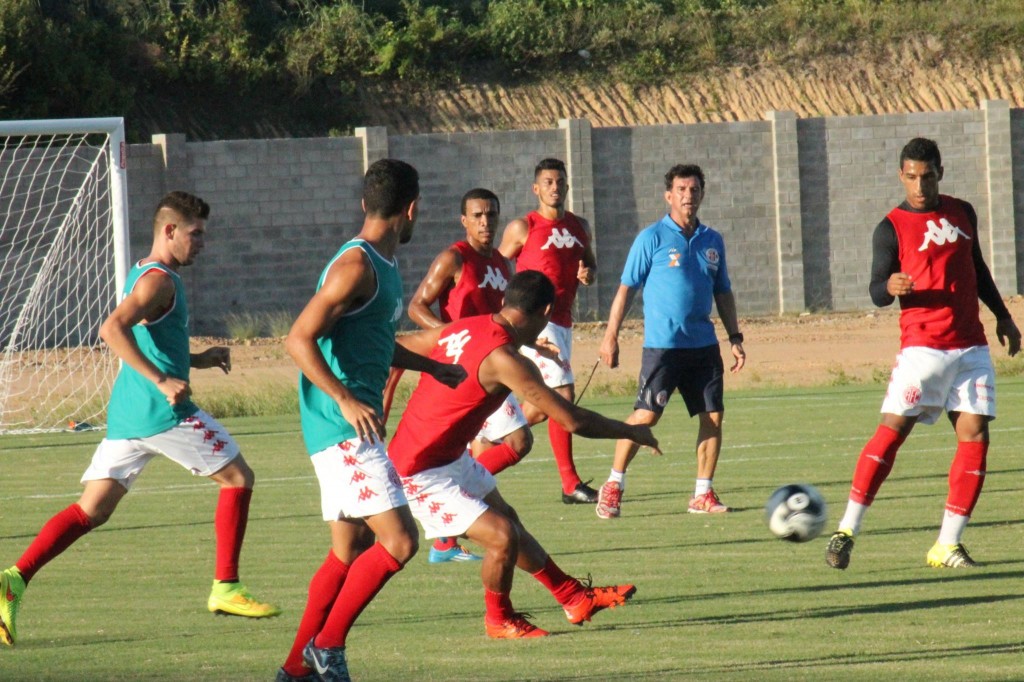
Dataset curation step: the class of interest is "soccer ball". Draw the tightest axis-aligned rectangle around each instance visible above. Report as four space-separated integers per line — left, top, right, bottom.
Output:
765 483 828 543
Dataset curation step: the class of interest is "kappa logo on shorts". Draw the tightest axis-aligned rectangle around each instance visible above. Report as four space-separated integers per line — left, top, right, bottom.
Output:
203 429 217 442
903 386 922 406
212 439 228 454
441 512 457 525
342 454 359 467
540 227 584 250
350 470 367 484
357 486 378 502
428 501 443 515
504 403 515 417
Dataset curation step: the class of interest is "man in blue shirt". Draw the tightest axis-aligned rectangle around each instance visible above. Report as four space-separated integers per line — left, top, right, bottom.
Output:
596 165 746 519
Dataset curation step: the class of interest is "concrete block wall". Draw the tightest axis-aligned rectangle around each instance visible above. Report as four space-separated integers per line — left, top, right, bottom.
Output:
117 100 1021 335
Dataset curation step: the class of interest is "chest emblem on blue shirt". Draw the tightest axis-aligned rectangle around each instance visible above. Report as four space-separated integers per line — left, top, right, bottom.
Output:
668 249 681 268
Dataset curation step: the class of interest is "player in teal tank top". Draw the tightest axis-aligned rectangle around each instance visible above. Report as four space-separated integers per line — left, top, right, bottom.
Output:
278 160 466 681
0 192 280 651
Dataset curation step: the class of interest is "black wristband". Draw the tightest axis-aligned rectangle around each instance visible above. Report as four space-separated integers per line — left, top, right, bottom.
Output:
729 332 744 345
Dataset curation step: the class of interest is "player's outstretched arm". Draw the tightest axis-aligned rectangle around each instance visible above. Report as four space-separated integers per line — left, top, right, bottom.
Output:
99 269 190 406
485 347 660 453
392 339 467 389
191 346 231 373
600 284 636 369
408 248 460 330
498 218 528 260
285 249 384 442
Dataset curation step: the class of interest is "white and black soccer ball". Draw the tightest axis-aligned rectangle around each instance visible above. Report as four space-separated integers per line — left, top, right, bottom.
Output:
765 483 827 543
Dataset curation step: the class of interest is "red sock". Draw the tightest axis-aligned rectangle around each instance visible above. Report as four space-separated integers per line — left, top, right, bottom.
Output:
946 441 988 516
484 589 515 624
433 537 457 552
214 487 252 582
850 425 905 504
549 420 581 494
16 503 92 583
476 443 521 475
315 542 402 649
530 556 582 606
282 551 350 676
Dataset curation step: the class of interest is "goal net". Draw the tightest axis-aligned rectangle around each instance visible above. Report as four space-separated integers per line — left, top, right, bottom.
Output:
0 118 130 433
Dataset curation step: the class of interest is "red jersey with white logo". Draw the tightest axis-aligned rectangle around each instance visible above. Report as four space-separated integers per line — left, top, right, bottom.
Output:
388 316 513 476
889 195 986 349
438 241 510 322
515 210 588 327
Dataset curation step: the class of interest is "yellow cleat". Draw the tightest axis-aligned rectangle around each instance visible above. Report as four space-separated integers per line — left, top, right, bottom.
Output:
207 581 281 618
926 542 977 568
0 567 26 646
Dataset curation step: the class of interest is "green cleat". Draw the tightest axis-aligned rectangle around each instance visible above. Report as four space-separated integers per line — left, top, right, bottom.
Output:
0 567 26 646
927 542 977 568
826 530 855 570
207 581 281 618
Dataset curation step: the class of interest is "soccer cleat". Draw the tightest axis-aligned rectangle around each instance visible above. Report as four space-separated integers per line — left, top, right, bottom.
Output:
302 638 352 682
562 481 599 504
596 480 622 519
826 530 855 570
927 542 978 568
0 567 25 646
428 544 482 563
485 613 550 639
207 581 281 618
564 582 636 625
687 489 730 514
275 667 316 682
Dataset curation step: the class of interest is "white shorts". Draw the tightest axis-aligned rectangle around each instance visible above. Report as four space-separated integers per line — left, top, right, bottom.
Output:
476 394 528 442
880 345 996 425
401 452 497 539
311 438 407 521
520 321 574 388
82 410 240 489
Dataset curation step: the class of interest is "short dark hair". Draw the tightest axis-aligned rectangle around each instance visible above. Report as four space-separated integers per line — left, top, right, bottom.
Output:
155 191 209 222
899 138 942 170
534 158 567 179
504 270 555 315
664 164 705 191
363 159 420 218
460 188 500 216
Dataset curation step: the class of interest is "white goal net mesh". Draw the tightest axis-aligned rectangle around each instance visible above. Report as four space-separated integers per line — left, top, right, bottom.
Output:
0 121 128 433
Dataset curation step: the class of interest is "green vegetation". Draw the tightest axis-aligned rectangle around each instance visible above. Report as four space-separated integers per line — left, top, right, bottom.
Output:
4 381 1024 679
2 0 1022 140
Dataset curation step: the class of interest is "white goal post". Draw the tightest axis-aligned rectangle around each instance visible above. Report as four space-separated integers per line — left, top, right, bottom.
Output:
0 117 130 433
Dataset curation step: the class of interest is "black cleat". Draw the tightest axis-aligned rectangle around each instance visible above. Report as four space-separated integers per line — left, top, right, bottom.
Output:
562 481 599 504
826 531 855 570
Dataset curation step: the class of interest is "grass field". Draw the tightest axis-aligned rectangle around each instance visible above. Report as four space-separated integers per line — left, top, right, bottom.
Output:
3 381 1024 681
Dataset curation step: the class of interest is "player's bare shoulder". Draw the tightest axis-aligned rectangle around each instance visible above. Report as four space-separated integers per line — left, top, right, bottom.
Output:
499 217 530 259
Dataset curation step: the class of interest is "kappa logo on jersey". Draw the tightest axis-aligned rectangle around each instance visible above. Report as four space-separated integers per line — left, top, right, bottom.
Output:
540 227 584 250
438 328 472 364
918 218 970 251
668 250 681 268
478 265 508 291
392 296 403 323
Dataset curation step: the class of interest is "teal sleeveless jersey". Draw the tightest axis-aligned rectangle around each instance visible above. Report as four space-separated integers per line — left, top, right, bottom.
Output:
106 262 198 439
299 240 404 454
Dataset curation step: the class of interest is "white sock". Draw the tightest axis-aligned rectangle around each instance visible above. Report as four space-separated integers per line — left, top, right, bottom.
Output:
838 501 869 535
608 469 625 491
937 511 970 545
694 478 712 497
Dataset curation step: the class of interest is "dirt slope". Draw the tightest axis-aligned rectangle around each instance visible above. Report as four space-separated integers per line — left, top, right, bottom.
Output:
355 43 1024 133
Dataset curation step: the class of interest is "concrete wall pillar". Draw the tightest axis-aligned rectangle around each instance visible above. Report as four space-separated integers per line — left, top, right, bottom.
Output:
355 126 390 171
559 117 599 320
982 99 1017 293
766 111 806 314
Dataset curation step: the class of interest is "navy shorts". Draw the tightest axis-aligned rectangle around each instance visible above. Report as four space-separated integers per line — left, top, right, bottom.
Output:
634 345 725 417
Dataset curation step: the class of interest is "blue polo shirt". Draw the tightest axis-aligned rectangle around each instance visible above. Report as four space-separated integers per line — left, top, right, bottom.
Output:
621 215 731 349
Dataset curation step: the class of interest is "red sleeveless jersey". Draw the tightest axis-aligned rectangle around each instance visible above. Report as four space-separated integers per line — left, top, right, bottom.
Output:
889 195 986 349
438 241 510 322
514 211 588 327
388 315 513 476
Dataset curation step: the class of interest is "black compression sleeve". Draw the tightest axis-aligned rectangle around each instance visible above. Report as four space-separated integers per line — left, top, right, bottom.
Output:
869 218 898 307
963 200 1012 320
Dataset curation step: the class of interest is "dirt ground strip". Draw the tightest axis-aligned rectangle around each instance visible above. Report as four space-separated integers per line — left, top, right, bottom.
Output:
189 297 1024 398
